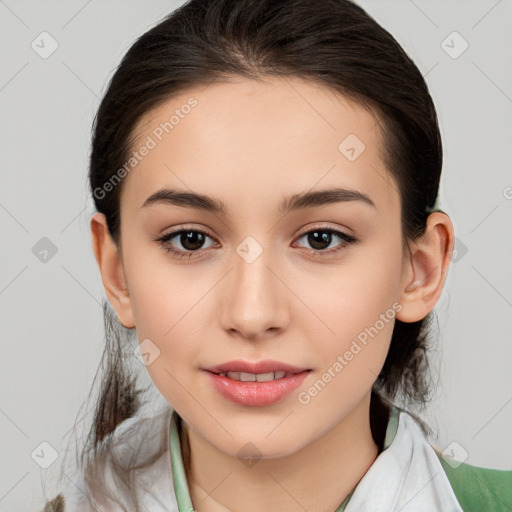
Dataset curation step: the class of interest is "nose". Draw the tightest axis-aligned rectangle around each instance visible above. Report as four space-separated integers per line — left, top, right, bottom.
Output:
218 242 290 342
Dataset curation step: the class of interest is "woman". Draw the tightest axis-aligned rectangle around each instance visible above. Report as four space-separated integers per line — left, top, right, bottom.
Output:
41 0 512 510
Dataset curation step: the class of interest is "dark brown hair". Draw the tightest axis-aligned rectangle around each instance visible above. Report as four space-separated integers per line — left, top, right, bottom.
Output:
47 0 445 508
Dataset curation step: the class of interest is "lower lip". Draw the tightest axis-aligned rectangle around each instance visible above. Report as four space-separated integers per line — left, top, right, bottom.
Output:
204 370 311 407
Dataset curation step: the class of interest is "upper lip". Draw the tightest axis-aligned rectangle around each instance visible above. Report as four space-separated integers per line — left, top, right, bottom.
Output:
204 360 311 375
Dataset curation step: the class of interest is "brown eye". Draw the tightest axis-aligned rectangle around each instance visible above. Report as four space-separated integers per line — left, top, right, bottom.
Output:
155 228 216 260
175 231 207 251
294 228 358 255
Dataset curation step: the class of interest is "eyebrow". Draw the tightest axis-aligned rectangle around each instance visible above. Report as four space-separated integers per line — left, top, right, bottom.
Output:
141 187 377 215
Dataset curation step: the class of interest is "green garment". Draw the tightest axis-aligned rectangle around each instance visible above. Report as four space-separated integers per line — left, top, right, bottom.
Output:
435 453 512 512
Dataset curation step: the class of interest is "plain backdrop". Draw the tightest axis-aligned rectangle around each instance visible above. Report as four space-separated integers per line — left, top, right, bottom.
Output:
1 0 511 510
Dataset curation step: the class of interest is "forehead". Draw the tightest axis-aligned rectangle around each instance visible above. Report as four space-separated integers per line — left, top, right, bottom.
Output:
123 76 399 217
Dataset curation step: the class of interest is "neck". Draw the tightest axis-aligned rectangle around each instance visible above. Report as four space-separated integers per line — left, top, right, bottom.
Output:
178 393 387 512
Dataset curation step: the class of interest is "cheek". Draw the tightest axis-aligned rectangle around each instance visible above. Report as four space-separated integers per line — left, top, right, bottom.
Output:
127 268 205 407
300 249 401 341
297 245 401 389
298 286 396 415
123 236 200 336
130 277 180 337
124 251 212 370
130 276 207 364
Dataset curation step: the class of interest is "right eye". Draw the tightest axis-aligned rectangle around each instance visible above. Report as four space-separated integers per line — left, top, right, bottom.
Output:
155 227 217 260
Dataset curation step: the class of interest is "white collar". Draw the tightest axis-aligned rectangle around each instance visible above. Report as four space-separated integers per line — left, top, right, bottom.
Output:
343 408 463 511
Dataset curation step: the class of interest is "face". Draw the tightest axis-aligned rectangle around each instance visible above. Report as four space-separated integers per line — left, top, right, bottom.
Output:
114 76 409 458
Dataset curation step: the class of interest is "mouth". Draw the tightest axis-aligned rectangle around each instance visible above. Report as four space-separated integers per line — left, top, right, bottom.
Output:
203 367 312 407
203 359 312 377
207 370 310 382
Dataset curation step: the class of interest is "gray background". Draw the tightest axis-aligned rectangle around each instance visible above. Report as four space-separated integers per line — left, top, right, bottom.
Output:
1 0 511 510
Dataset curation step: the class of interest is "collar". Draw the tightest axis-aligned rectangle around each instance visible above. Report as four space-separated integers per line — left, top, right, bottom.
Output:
341 407 463 511
169 403 461 511
335 405 400 511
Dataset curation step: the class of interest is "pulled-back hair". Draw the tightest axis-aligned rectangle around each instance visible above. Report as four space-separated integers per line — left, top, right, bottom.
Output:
45 0 446 508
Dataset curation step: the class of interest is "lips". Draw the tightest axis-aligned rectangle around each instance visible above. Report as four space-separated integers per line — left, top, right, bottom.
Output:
205 369 311 406
203 359 311 375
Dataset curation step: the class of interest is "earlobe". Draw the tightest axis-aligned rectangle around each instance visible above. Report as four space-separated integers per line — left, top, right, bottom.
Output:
90 212 135 328
396 212 454 323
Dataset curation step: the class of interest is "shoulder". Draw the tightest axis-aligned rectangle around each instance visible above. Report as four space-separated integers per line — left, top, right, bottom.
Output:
38 406 175 512
396 407 511 511
434 449 512 512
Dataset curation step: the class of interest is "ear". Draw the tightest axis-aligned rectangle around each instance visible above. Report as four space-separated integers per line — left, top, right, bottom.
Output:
90 212 135 328
396 212 455 323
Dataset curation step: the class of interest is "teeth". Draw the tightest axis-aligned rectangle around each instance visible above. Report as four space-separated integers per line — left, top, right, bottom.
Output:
220 370 289 381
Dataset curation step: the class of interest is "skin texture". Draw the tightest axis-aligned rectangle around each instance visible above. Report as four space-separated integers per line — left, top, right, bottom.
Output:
90 76 454 512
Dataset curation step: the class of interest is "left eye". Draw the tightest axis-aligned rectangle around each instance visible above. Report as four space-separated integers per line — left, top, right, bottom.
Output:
294 228 357 254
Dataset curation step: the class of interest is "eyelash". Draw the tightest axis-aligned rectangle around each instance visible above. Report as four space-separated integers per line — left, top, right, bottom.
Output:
155 225 358 261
